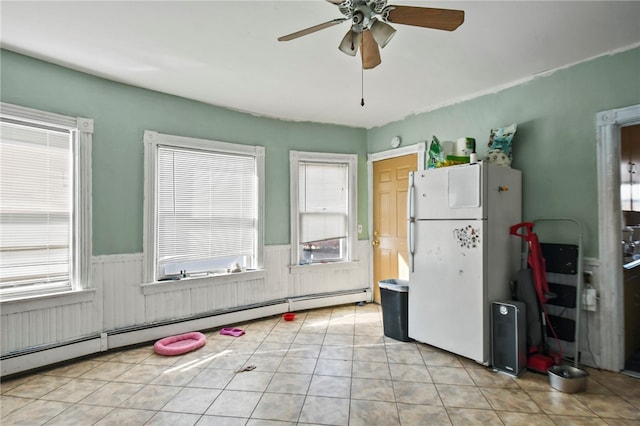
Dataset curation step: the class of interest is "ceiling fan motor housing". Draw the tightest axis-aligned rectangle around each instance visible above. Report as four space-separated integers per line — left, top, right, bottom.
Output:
341 0 389 33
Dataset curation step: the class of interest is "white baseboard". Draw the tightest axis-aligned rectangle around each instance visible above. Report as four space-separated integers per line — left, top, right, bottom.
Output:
1 338 102 377
106 302 289 349
288 288 371 312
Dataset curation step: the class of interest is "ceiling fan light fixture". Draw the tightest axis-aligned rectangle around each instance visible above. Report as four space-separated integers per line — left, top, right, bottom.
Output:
370 18 396 48
360 29 381 69
338 29 362 56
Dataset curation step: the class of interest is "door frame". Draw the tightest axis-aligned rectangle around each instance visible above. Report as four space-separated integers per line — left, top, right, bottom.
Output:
597 103 640 371
367 142 426 300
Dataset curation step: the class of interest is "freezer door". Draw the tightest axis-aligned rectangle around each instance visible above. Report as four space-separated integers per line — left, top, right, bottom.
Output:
408 219 488 363
410 163 483 220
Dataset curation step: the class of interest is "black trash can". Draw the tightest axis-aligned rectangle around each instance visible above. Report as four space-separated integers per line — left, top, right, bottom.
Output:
379 279 410 342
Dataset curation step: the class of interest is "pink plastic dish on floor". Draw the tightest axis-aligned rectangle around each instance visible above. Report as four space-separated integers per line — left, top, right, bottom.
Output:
220 327 245 337
153 331 206 356
283 313 296 321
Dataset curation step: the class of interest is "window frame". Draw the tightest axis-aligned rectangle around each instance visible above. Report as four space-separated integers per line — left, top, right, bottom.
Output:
0 102 93 301
289 150 358 267
143 130 265 284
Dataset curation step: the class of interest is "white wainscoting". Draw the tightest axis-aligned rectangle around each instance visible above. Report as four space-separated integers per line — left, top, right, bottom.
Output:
0 293 100 355
1 242 371 376
94 253 146 331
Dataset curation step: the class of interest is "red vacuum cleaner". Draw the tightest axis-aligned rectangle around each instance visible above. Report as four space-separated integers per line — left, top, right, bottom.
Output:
510 222 562 373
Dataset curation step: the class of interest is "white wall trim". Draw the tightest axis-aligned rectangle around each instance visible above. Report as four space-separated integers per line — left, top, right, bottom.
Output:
596 103 640 371
0 102 79 129
368 142 426 166
0 289 96 315
141 269 267 295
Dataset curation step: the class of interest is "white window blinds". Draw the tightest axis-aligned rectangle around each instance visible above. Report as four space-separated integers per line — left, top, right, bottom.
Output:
0 119 72 292
298 162 348 243
156 146 258 277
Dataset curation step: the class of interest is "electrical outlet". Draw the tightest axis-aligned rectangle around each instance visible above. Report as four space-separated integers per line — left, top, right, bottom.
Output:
582 287 597 311
358 224 363 234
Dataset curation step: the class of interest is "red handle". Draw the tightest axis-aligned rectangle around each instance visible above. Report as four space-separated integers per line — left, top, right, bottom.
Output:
510 222 535 240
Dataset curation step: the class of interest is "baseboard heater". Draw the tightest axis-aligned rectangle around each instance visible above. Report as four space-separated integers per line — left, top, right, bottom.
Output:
1 288 370 377
287 288 371 311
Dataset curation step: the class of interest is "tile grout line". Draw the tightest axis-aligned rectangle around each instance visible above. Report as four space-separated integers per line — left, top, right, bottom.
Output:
2 304 640 425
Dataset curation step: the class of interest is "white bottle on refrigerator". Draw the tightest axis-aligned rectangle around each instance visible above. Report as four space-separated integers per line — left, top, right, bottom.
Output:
407 161 522 364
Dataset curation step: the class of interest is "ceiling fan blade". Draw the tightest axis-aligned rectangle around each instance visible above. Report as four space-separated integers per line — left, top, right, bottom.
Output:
325 0 343 4
360 30 381 70
278 18 348 41
385 6 464 31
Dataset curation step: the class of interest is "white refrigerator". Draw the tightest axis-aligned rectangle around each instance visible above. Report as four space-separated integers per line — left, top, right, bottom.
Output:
407 161 521 364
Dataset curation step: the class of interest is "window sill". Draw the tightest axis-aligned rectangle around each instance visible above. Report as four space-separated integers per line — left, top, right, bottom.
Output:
0 289 96 315
289 260 360 274
141 269 266 295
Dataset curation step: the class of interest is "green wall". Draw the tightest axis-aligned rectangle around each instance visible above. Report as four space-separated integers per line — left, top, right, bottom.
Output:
2 47 639 258
368 47 640 258
0 49 369 255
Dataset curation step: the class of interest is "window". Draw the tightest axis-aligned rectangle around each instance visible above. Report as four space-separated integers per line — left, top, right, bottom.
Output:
143 131 264 282
290 151 357 266
0 103 92 300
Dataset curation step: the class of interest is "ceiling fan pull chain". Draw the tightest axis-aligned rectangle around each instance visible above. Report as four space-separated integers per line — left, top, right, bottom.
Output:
361 66 365 107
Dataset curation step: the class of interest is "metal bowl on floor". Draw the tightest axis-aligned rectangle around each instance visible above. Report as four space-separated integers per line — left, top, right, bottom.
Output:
548 365 589 393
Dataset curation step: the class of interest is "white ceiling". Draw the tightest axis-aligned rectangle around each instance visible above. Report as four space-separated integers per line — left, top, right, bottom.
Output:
1 1 639 129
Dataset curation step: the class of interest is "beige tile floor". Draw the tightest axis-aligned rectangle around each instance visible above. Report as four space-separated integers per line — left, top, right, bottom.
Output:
1 303 639 425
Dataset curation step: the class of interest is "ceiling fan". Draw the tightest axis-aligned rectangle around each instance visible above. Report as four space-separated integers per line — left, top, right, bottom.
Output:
278 0 465 70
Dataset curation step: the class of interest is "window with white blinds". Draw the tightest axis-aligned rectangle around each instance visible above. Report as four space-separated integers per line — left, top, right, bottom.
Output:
299 162 348 243
290 151 357 265
0 103 92 300
143 131 264 282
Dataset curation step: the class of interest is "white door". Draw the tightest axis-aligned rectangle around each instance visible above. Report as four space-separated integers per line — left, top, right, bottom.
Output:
408 219 487 363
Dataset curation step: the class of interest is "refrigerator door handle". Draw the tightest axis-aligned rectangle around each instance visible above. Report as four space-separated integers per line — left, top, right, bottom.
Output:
408 172 415 272
409 221 415 273
408 172 415 221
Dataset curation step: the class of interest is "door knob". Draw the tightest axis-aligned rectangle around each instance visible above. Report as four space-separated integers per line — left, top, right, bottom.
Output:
372 240 380 246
